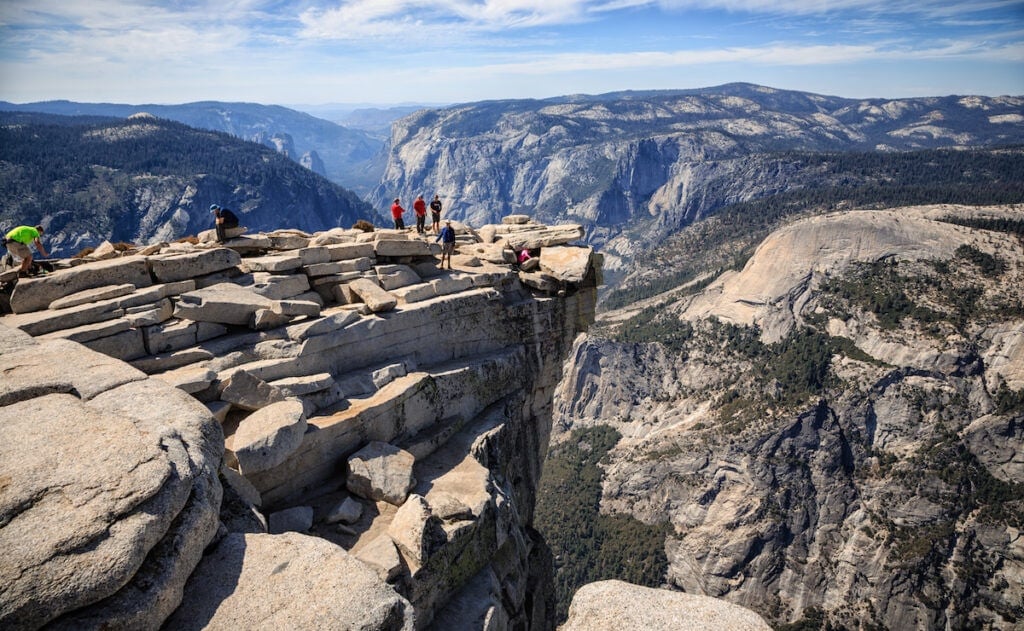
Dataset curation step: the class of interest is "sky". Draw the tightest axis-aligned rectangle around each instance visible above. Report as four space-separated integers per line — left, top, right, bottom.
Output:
0 0 1022 107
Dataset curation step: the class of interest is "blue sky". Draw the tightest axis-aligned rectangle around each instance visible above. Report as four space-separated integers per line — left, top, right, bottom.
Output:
0 0 1021 106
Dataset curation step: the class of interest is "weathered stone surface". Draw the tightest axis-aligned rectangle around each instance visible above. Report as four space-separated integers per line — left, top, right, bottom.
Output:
167 533 413 630
268 506 314 534
48 283 137 310
271 299 321 318
375 239 434 257
392 283 437 304
0 374 222 630
325 496 364 525
285 309 360 340
324 242 375 261
269 372 336 397
377 264 421 290
231 398 307 474
347 441 417 505
219 369 286 411
296 246 330 265
38 316 131 344
149 248 241 284
503 214 532 225
9 256 152 314
174 283 274 326
500 224 584 250
81 327 148 362
349 277 398 312
124 297 174 327
243 254 304 272
266 232 310 251
540 245 594 283
152 364 218 394
559 581 772 631
248 272 311 300
354 534 404 582
143 318 198 354
386 494 447 567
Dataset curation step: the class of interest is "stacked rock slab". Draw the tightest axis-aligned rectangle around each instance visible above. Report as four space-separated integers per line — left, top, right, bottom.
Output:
0 219 600 629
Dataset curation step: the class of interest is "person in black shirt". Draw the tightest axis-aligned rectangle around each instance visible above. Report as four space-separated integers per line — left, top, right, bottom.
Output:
211 204 239 242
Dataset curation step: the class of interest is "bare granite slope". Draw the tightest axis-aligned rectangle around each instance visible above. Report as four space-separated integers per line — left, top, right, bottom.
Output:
0 215 601 629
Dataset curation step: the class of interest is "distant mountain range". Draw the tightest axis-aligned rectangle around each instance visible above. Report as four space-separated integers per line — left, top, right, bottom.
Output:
0 112 380 256
368 83 1024 269
3 83 1022 270
0 100 387 194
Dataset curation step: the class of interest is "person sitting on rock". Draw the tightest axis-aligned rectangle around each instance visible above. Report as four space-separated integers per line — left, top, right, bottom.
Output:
211 204 239 242
436 220 457 269
4 224 49 277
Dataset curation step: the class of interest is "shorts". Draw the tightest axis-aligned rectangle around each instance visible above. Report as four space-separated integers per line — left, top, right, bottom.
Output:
442 242 455 254
5 240 30 260
431 212 441 223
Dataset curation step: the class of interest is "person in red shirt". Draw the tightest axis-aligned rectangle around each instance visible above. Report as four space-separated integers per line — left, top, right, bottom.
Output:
390 198 406 230
413 195 427 234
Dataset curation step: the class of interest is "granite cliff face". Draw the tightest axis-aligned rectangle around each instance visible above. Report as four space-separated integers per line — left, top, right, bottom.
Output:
370 85 1024 270
0 216 600 629
554 204 1024 629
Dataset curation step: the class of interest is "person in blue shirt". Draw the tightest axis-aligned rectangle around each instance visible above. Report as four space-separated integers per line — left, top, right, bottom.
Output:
436 220 456 269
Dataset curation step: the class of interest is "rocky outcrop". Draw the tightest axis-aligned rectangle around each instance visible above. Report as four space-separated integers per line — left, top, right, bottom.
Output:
0 330 223 630
0 216 600 629
559 580 771 631
555 205 1024 629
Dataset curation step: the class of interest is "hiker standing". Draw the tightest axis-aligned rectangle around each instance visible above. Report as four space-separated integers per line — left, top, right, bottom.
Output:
211 204 239 243
413 195 427 235
4 224 48 277
436 219 456 269
391 198 406 230
429 195 443 234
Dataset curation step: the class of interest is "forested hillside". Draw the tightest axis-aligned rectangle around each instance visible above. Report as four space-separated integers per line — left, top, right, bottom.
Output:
0 112 380 255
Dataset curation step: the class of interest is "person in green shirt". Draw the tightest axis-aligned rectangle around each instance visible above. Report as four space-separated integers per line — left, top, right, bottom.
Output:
4 224 49 276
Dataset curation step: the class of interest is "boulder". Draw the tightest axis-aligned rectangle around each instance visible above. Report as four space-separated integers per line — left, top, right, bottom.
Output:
48 283 137 310
540 245 594 283
376 264 421 290
346 441 417 505
324 242 375 261
248 273 311 300
0 375 223 630
325 497 364 525
348 278 398 313
9 256 152 314
166 533 414 630
386 494 447 567
268 506 314 534
559 580 772 631
243 254 304 273
501 224 585 250
219 369 286 411
375 239 434 257
502 214 532 225
231 398 307 474
354 534 405 582
149 248 241 284
174 283 274 326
